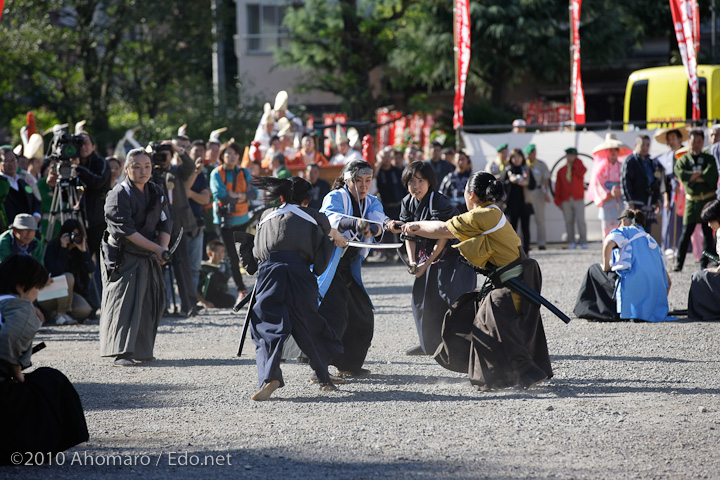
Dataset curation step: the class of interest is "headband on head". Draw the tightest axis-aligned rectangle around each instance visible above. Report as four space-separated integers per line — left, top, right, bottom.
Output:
343 167 372 180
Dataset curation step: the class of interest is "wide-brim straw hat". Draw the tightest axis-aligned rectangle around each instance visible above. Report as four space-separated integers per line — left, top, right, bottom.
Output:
592 133 632 156
654 127 688 145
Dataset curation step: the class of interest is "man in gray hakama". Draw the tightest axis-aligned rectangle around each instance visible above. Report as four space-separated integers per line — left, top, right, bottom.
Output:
100 149 172 366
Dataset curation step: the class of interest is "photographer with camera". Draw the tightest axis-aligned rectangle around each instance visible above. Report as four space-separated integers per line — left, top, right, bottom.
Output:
149 136 197 316
42 219 95 324
72 133 111 256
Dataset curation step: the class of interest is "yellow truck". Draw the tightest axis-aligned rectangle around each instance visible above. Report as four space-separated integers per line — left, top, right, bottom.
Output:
623 64 720 129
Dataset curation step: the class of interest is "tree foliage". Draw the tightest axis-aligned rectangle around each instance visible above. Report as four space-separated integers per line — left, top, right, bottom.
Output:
276 0 419 120
388 0 636 108
280 0 685 118
0 0 258 147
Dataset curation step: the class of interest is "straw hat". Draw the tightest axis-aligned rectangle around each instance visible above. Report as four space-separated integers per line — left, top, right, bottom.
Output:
592 133 632 155
654 127 688 145
274 90 289 112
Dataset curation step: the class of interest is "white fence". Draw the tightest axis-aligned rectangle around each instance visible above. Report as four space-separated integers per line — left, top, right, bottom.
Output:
461 129 674 243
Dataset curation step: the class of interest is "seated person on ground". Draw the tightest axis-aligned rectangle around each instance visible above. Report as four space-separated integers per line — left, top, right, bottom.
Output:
600 209 671 322
0 254 89 462
42 219 96 324
688 199 720 321
197 240 235 309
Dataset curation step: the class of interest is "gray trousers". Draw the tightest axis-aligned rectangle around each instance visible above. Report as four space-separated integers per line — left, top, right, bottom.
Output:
529 193 547 247
561 199 587 244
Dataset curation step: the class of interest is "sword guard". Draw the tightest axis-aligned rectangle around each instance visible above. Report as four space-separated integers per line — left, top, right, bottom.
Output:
161 250 171 262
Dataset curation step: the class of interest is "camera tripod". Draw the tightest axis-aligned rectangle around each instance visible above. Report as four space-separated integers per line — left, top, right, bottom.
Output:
45 179 86 240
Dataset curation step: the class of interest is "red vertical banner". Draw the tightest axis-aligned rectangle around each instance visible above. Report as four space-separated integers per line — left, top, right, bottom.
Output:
670 0 701 120
376 108 391 150
323 114 334 158
453 0 470 130
393 115 407 149
570 0 586 124
422 114 434 152
0 0 5 23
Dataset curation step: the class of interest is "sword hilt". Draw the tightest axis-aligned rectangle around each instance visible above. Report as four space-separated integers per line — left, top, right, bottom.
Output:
161 249 171 262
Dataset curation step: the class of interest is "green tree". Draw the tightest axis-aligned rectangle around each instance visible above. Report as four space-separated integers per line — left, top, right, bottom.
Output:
0 0 253 147
388 0 636 110
276 0 418 120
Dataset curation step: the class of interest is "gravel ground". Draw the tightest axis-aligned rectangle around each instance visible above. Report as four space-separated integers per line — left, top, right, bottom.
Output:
4 243 720 479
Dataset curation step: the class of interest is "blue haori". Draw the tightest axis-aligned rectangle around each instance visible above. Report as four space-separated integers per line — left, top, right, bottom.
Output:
607 225 674 322
317 187 387 300
250 251 343 389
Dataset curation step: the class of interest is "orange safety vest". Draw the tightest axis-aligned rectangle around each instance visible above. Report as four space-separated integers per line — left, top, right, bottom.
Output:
216 166 250 218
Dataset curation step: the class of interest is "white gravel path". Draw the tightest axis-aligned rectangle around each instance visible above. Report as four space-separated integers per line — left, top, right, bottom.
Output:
4 244 719 479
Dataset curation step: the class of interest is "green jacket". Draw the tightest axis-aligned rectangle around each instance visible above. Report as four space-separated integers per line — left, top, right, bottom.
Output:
674 151 719 224
275 166 291 180
0 230 44 265
0 176 9 231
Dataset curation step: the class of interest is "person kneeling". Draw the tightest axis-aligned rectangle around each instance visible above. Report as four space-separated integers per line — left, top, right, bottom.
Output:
600 209 672 322
196 240 236 309
688 200 720 321
0 254 89 463
42 219 96 324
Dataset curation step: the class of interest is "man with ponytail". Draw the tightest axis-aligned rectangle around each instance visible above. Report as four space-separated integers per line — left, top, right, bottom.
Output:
241 176 347 401
401 171 552 391
317 160 388 377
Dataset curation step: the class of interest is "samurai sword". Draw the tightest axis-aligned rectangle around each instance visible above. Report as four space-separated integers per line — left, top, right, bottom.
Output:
235 285 257 357
161 227 184 262
329 212 387 226
345 240 403 249
702 250 720 264
461 258 571 324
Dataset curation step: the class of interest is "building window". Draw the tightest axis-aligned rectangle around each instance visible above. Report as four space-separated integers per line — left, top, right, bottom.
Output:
247 4 287 54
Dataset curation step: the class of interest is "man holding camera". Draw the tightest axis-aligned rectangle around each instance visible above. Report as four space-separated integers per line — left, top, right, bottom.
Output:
150 136 198 316
73 133 112 257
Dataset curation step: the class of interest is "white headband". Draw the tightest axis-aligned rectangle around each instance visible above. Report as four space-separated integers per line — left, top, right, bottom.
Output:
344 167 372 180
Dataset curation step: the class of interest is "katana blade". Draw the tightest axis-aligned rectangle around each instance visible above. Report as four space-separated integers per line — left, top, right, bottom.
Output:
345 240 403 249
168 227 184 255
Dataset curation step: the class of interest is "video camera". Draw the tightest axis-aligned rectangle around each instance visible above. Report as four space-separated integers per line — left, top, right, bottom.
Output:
48 131 85 182
147 142 174 169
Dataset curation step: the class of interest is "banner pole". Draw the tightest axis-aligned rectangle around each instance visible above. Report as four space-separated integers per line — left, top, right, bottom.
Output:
453 1 460 150
569 0 574 125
